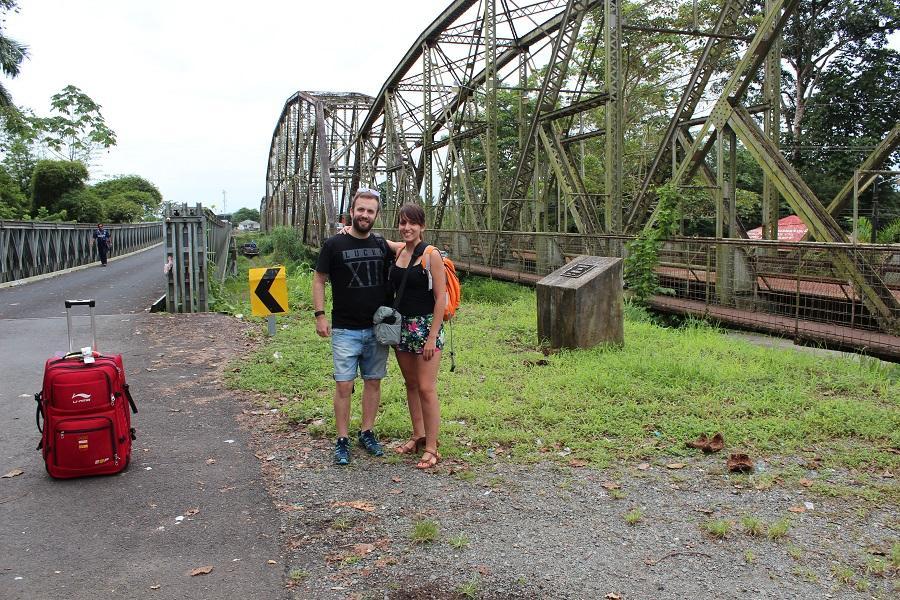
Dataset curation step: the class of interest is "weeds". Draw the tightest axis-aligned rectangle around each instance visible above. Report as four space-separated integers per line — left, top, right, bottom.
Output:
767 518 791 540
830 563 855 585
448 533 471 549
744 550 755 564
411 519 439 544
741 515 764 537
865 556 887 577
624 509 642 525
791 566 818 582
703 519 731 539
610 488 626 500
457 575 480 599
330 517 351 531
455 470 477 483
891 541 900 569
787 544 803 560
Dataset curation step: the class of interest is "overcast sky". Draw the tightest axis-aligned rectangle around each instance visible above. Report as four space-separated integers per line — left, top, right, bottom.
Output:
5 3 898 215
4 0 439 213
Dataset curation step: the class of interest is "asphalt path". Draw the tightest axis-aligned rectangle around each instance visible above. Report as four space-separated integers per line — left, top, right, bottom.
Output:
0 247 286 599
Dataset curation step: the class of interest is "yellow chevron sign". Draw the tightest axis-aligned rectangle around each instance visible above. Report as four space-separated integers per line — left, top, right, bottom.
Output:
249 267 288 316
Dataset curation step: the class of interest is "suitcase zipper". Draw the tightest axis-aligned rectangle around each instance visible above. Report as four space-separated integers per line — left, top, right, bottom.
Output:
46 365 115 407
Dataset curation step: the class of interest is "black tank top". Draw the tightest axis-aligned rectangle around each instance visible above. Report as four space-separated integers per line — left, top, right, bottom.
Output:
389 251 435 317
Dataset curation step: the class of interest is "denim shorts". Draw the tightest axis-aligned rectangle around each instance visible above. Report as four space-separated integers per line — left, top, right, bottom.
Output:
331 327 389 381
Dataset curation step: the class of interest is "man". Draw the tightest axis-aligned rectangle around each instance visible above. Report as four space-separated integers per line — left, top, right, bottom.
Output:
313 188 392 465
90 223 111 266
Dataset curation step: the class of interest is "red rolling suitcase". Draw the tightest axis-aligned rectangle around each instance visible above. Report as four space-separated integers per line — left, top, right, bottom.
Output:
35 300 138 479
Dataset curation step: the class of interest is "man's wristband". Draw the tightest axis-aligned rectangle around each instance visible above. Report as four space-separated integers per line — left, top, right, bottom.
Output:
314 310 326 318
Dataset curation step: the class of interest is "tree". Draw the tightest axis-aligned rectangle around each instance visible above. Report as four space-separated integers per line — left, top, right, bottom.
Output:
94 175 162 218
29 85 116 164
30 159 88 214
231 207 260 224
0 1 26 109
103 194 142 223
782 0 899 163
0 162 26 217
58 187 105 223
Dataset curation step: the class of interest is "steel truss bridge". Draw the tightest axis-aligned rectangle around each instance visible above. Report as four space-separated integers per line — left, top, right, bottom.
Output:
262 0 900 358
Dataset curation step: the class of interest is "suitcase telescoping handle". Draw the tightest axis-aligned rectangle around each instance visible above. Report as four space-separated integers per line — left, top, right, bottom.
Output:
64 299 97 353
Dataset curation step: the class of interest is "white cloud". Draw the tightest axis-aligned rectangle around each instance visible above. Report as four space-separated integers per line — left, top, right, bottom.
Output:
4 0 438 211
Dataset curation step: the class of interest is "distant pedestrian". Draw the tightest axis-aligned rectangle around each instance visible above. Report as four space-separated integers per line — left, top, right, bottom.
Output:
312 188 394 465
91 223 111 267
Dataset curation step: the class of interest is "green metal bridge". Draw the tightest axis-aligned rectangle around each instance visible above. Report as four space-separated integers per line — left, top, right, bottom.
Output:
262 0 900 358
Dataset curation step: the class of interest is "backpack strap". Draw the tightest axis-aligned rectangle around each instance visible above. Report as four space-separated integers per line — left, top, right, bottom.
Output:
423 245 442 291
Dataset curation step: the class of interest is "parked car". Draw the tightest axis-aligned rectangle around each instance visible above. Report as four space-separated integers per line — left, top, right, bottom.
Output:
241 241 259 257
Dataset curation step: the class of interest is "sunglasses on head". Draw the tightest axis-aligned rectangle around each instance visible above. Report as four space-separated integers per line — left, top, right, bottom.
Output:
356 187 381 199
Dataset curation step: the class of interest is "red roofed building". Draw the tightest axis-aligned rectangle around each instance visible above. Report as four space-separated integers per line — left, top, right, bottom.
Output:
746 215 808 242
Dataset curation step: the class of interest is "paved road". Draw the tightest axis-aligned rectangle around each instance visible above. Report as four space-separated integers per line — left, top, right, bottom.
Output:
0 247 287 599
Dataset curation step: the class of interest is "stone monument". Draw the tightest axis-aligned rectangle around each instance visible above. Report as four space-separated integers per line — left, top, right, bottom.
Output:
536 255 624 349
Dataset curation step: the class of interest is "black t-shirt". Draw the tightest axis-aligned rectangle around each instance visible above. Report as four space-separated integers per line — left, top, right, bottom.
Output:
315 234 393 329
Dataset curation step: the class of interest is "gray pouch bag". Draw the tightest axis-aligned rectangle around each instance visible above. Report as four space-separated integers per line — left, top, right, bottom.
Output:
373 306 402 346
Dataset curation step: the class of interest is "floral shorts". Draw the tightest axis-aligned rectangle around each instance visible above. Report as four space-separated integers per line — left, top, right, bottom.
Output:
397 314 444 354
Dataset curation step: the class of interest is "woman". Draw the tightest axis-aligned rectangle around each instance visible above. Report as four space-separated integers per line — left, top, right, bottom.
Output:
387 204 447 469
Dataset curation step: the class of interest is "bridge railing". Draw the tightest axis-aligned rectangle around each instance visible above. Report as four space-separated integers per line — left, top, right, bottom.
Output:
373 229 899 358
0 220 163 284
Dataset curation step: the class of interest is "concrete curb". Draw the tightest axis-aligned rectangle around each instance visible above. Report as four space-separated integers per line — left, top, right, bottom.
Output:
0 242 163 290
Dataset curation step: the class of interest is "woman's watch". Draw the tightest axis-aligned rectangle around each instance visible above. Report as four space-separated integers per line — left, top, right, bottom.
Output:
314 310 326 317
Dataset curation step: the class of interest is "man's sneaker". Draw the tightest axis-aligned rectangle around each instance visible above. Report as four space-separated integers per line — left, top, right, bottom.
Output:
357 430 384 457
334 437 351 465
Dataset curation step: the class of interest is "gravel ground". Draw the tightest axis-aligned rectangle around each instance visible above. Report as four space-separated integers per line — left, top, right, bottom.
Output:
235 402 898 600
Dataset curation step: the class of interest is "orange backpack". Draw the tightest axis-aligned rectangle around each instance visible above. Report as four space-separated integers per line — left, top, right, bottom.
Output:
424 246 461 321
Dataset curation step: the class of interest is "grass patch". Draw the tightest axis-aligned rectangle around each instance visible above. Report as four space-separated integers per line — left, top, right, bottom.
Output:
703 519 731 538
457 575 480 599
330 517 352 531
767 518 791 540
411 519 439 544
830 563 855 586
891 541 900 569
288 568 308 581
225 270 900 472
455 469 477 483
787 543 803 560
624 508 642 525
744 549 755 563
741 515 765 537
448 533 471 549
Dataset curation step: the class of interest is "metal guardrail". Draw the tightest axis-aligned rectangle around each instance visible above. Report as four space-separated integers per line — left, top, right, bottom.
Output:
0 220 163 284
373 228 900 359
163 203 235 313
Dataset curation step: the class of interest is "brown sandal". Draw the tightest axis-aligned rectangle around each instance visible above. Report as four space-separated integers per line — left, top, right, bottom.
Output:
415 449 440 470
395 437 426 455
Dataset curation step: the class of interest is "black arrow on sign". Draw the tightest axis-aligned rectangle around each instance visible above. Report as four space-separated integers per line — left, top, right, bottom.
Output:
254 268 285 313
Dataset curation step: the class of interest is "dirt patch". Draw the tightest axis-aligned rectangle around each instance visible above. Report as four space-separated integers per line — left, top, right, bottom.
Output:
232 399 898 599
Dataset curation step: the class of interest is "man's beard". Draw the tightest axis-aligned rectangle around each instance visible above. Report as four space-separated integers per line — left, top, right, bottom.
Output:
352 215 373 233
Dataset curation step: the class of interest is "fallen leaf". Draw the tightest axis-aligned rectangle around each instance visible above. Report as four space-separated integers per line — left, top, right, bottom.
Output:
190 566 213 576
333 500 376 512
391 476 402 483
267 559 277 565
388 489 402 495
184 508 199 516
352 543 375 556
474 565 491 577
788 506 806 513
636 463 650 471
2 469 24 478
601 482 621 490
569 459 588 468
666 463 686 470
373 538 391 550
799 478 813 487
606 594 621 600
